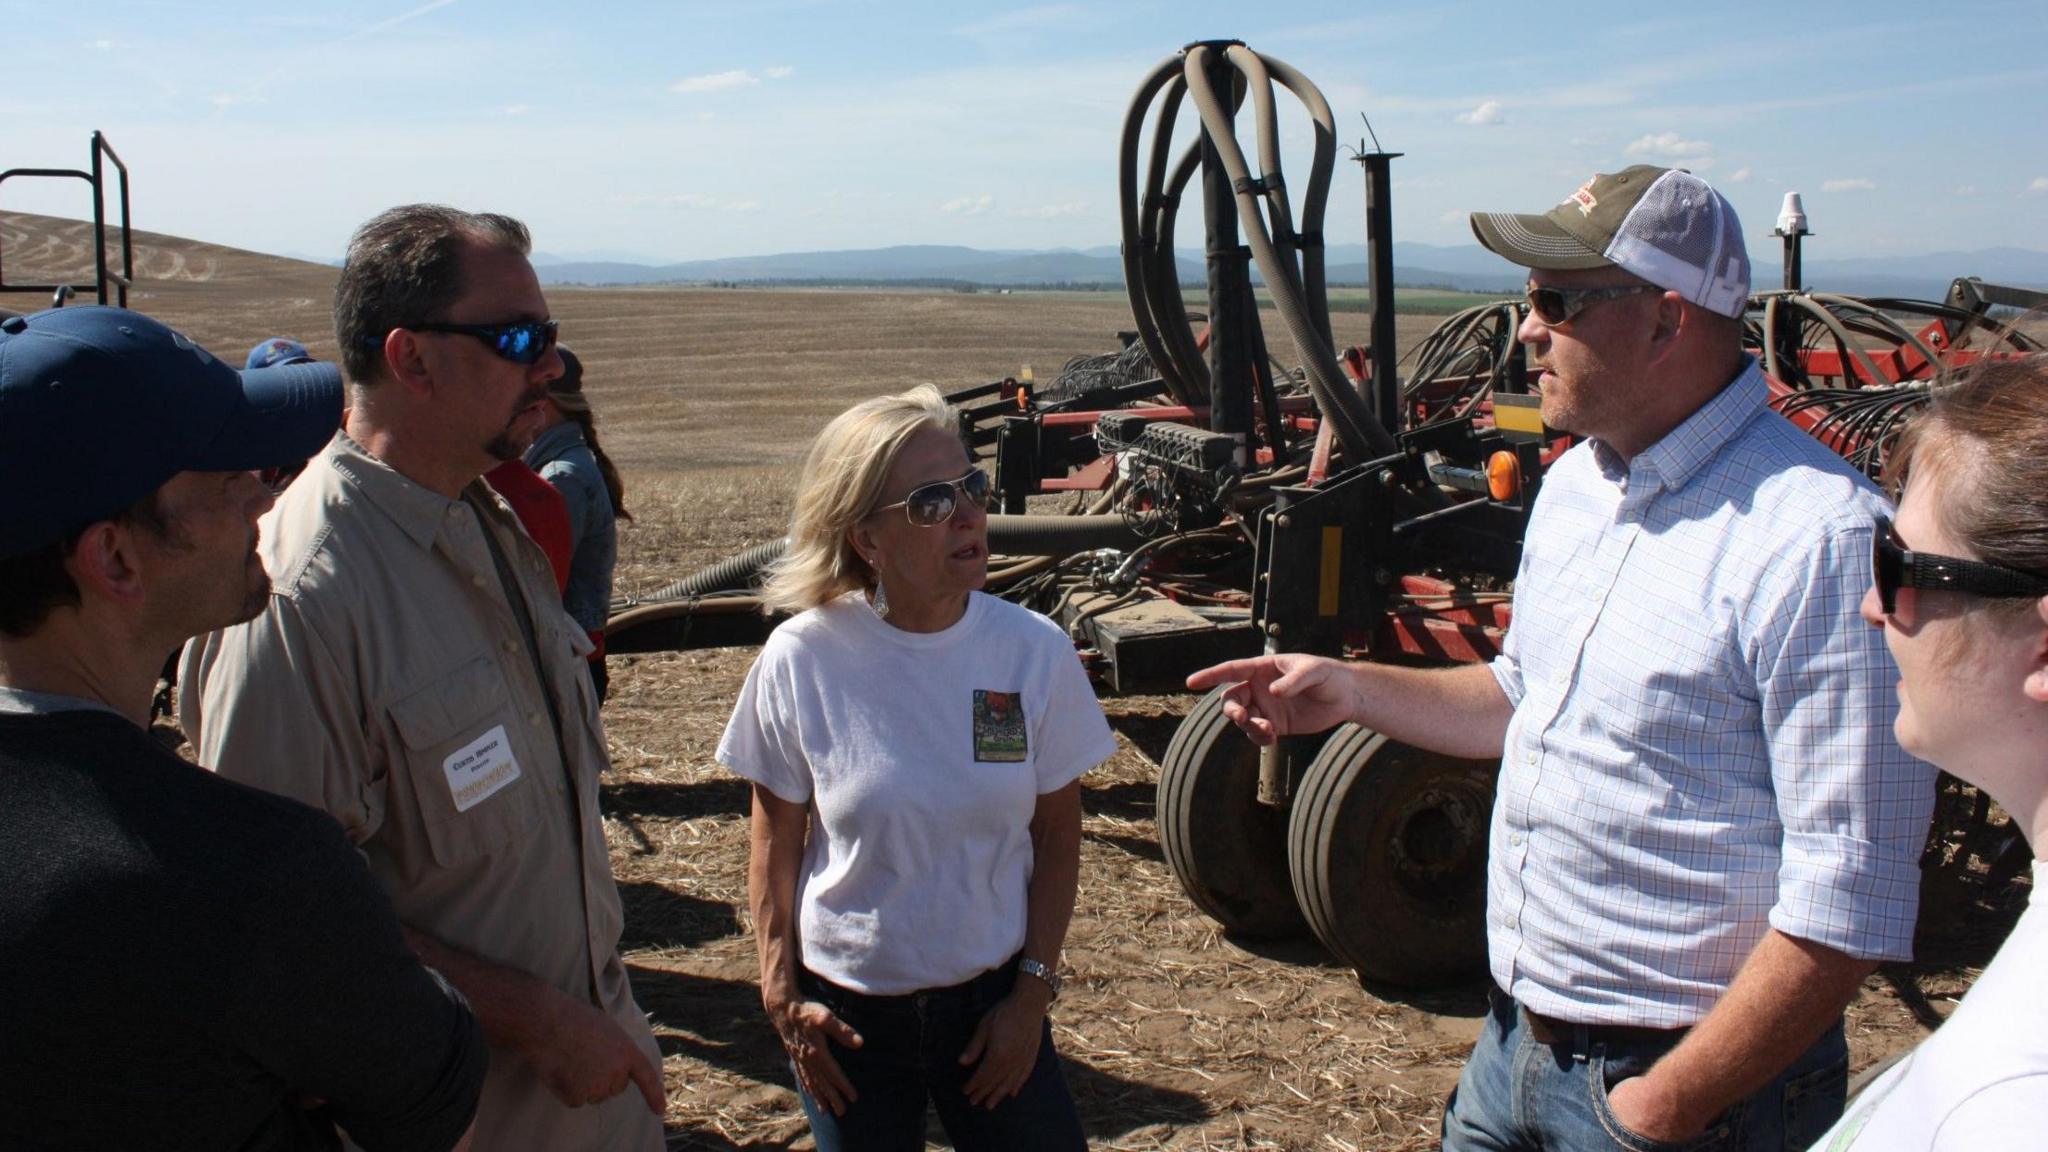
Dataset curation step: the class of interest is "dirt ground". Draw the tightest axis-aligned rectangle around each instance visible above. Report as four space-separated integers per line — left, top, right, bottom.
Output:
7 212 2029 1150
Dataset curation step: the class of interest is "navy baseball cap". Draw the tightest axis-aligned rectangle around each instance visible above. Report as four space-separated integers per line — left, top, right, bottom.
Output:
247 336 312 370
0 306 344 558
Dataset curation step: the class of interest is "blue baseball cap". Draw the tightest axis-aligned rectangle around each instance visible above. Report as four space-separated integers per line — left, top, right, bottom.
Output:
247 336 312 370
0 306 344 558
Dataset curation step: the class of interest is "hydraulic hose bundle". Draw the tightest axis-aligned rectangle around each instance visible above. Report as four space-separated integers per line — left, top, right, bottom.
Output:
1117 42 1397 466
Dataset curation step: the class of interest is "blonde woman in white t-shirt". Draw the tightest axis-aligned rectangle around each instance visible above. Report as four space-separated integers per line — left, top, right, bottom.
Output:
719 385 1116 1151
1813 355 2048 1151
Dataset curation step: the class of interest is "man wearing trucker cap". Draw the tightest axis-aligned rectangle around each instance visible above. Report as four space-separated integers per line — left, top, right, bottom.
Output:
0 307 484 1150
1191 167 1931 1149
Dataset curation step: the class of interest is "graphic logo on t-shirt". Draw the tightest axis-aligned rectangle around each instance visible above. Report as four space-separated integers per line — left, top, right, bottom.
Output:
972 690 1027 763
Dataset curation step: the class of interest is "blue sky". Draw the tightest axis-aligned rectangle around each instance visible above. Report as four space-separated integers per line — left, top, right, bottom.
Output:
7 0 2047 264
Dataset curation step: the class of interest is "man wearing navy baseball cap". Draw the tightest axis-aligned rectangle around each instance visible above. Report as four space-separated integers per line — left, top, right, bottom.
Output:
247 334 315 370
0 306 486 1151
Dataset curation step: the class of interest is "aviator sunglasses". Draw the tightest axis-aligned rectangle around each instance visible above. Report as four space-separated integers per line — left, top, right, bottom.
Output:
395 319 560 365
871 469 992 526
1523 283 1661 327
1872 515 2048 616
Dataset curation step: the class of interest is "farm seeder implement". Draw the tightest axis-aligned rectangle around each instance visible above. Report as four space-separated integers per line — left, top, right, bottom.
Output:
603 43 2047 989
604 43 2043 988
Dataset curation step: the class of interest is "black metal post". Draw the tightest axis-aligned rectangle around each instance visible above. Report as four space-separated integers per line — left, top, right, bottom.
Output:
1359 148 1404 432
103 132 133 309
90 140 109 306
1200 53 1254 467
1773 193 1809 380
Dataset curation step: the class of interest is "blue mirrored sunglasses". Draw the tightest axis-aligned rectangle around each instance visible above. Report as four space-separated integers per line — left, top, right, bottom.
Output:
401 319 559 365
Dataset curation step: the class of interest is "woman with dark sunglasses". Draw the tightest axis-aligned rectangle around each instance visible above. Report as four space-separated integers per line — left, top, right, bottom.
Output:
718 385 1114 1150
1813 355 2048 1150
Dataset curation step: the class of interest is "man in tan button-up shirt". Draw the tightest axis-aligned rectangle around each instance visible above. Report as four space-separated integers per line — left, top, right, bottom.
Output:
181 205 665 1152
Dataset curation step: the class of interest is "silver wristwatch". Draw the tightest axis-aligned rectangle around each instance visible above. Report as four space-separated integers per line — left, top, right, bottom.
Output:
1017 957 1062 999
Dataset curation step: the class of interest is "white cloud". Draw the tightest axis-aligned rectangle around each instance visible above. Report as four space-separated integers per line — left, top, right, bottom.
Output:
1728 167 1752 183
672 69 759 94
357 0 461 39
1822 178 1877 192
1955 184 1978 196
942 195 994 216
1012 201 1087 219
502 104 530 116
1455 100 1504 126
951 4 1092 45
671 66 794 94
209 93 266 109
1627 131 1712 160
91 38 115 50
2028 177 2048 196
1438 209 1467 225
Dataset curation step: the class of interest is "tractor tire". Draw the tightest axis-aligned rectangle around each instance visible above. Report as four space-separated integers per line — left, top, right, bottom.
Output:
1157 687 1307 938
1288 724 1498 987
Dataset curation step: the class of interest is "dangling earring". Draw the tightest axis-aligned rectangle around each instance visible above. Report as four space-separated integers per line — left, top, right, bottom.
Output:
864 549 890 618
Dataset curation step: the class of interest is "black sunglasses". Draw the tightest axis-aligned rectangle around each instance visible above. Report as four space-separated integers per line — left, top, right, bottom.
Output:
1872 516 2048 615
1523 283 1661 327
872 469 992 527
402 319 559 365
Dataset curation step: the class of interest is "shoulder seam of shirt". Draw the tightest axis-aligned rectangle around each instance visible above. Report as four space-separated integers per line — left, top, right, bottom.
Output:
271 521 334 598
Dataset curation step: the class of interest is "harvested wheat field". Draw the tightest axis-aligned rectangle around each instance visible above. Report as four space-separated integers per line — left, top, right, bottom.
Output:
7 211 2026 1150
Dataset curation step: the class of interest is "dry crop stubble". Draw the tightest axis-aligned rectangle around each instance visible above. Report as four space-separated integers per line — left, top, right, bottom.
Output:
12 211 1993 1150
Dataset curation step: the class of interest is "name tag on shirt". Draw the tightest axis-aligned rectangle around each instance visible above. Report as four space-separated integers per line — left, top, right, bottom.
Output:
443 725 521 812
972 689 1028 763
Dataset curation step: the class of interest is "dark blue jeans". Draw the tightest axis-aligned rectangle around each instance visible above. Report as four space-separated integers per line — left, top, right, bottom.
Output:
794 959 1087 1152
1441 984 1848 1151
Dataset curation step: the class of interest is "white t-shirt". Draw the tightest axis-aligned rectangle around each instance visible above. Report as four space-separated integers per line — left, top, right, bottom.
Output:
1813 866 2048 1151
718 591 1117 995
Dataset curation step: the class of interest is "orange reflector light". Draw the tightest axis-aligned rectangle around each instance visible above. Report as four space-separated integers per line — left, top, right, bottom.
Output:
1487 451 1521 502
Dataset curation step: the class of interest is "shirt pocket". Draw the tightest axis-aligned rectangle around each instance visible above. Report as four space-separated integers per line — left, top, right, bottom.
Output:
387 654 546 868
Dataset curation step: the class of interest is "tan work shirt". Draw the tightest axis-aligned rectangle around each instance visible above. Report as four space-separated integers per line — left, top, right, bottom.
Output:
181 434 662 1152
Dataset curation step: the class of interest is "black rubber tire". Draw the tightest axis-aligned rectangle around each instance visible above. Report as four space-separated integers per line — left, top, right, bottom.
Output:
1288 724 1498 987
1157 687 1308 938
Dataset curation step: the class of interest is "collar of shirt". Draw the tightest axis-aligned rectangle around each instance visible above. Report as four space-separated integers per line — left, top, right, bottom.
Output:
326 433 506 554
1592 356 1768 509
0 686 124 717
524 420 586 469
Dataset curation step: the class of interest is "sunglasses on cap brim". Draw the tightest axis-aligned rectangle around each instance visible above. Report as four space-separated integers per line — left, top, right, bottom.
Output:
871 469 992 527
1872 515 2048 616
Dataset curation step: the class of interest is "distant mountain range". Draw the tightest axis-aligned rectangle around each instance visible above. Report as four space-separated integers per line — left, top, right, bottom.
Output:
530 241 2048 302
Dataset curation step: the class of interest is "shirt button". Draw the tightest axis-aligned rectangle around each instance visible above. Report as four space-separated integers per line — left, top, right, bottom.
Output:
1505 914 1519 930
529 711 545 727
502 639 518 654
1510 832 1524 847
472 574 487 588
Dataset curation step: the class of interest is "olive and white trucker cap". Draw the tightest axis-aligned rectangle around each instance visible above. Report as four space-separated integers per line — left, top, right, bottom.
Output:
1471 165 1751 319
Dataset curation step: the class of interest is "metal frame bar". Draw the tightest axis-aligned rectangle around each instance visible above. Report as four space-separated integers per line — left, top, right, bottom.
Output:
0 131 133 307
